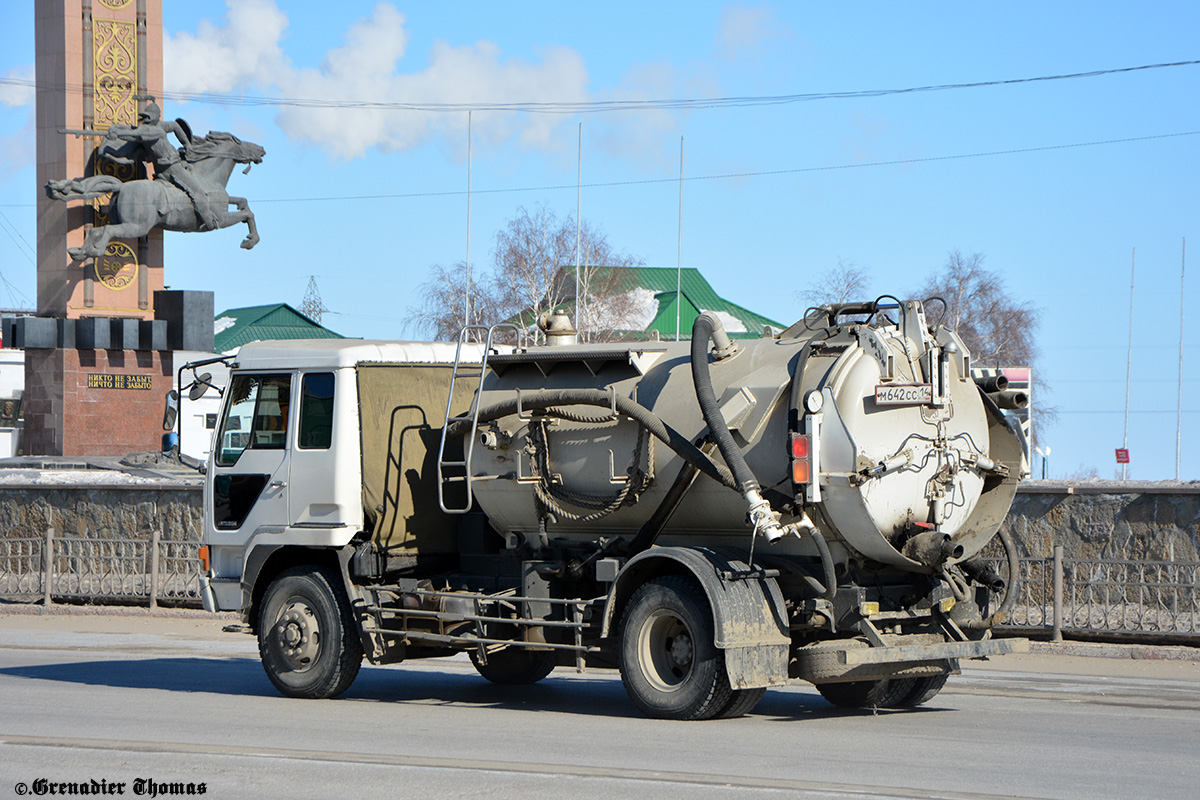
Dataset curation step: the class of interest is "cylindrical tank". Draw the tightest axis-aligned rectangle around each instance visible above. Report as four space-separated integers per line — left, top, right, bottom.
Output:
466 301 1024 574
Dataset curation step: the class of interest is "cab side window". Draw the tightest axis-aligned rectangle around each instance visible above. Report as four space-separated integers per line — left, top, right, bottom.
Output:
298 372 334 449
215 373 291 466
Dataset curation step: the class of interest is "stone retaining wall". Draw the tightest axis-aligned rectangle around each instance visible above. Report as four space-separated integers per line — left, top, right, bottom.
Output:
0 477 1198 564
0 480 201 543
1001 482 1200 562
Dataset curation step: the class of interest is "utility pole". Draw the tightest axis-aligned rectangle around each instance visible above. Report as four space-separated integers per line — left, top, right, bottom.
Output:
1178 237 1187 480
575 123 583 339
465 110 472 333
676 136 683 341
1122 248 1134 481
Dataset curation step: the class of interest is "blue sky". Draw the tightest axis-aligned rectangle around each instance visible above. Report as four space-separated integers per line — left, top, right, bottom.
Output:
1 2 1198 480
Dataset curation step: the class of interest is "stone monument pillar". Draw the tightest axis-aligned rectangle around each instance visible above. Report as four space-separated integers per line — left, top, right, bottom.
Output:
22 0 182 457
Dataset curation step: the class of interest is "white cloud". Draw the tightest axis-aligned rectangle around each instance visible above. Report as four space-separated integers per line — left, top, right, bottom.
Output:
0 111 34 183
716 4 785 61
164 0 288 94
0 66 35 108
164 1 594 161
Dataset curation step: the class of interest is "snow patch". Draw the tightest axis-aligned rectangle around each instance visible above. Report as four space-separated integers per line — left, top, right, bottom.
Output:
0 469 176 486
583 288 659 332
213 316 237 334
701 310 747 333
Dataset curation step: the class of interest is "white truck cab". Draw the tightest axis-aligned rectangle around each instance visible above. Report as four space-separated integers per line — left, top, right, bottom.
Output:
200 339 468 613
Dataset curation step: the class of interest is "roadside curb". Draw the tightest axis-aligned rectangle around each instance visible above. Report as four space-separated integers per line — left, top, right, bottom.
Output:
0 602 236 621
1029 640 1200 662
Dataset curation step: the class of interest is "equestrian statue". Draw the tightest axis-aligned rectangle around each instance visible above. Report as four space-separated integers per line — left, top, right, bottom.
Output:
46 100 265 261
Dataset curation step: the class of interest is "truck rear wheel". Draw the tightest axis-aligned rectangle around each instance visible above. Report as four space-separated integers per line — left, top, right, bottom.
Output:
714 687 767 719
258 566 363 699
619 576 732 720
886 673 949 708
816 678 914 709
469 647 555 685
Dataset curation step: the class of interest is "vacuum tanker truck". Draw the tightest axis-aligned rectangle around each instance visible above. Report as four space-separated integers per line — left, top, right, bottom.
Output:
193 298 1029 720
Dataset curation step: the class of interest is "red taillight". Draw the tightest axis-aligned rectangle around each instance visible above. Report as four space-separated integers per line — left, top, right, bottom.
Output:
790 433 810 459
790 433 812 484
198 545 211 573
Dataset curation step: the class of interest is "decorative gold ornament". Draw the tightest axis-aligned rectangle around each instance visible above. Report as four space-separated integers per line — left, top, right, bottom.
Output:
95 241 138 290
95 0 133 12
93 20 137 129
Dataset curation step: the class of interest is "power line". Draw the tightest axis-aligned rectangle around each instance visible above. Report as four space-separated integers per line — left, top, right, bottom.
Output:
2 59 1198 114
0 208 35 262
1 127 1195 211
242 128 1200 205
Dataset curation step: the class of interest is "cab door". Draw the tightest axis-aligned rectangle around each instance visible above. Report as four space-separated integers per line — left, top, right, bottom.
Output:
207 372 293 538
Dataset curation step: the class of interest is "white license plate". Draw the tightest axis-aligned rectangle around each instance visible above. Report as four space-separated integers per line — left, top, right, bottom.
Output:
875 384 933 405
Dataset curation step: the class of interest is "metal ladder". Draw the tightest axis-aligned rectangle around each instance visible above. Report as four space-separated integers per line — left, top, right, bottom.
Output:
436 324 518 514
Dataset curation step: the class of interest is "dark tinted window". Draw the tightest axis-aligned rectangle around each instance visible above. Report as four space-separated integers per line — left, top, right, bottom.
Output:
298 372 335 449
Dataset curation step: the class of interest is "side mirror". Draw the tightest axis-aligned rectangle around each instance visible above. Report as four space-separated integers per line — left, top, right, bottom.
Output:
162 389 179 431
188 372 214 401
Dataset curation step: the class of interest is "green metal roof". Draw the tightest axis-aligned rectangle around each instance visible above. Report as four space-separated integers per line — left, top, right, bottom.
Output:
563 266 784 339
213 303 345 352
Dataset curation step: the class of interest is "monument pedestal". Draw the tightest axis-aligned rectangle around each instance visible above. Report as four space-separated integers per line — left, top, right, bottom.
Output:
6 290 213 458
24 347 173 457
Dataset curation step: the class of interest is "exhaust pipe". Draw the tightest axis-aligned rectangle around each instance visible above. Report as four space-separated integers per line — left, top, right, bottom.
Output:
960 557 1006 593
988 389 1029 410
974 374 1008 393
902 530 964 568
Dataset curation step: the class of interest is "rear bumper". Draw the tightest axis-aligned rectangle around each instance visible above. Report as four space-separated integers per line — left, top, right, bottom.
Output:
841 636 1029 666
795 636 1029 683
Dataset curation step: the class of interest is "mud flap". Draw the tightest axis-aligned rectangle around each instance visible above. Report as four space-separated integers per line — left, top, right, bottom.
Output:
602 546 791 689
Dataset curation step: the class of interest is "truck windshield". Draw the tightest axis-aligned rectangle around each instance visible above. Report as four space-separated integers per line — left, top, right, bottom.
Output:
216 373 292 466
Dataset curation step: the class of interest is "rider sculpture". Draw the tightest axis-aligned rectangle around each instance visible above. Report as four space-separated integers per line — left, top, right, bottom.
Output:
102 101 222 231
46 99 264 260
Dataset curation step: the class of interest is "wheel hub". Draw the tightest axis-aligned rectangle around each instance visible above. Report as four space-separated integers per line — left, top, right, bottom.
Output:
638 610 694 692
274 600 320 670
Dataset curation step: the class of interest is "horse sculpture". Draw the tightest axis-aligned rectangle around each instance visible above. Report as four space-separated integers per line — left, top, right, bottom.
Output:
46 131 265 261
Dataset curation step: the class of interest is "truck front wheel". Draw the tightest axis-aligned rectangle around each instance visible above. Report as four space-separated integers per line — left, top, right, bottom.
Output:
258 566 363 699
619 576 733 720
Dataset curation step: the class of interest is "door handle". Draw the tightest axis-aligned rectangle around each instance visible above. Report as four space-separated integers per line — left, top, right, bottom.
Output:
270 481 287 489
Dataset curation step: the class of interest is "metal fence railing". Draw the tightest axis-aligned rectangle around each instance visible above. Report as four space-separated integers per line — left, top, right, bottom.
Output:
4 531 1200 641
0 529 202 608
983 547 1200 640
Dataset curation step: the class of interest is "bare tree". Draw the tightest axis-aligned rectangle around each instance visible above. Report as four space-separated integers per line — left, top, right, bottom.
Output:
490 204 578 326
916 250 1038 368
916 250 1056 442
410 260 501 342
798 258 872 308
411 204 644 341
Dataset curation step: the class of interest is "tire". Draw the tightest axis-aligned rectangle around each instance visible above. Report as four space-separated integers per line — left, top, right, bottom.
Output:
886 673 949 708
469 647 556 685
258 566 363 699
618 576 732 720
817 678 915 709
714 687 767 719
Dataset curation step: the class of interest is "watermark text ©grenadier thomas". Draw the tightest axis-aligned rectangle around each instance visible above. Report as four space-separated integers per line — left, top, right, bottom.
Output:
14 779 207 796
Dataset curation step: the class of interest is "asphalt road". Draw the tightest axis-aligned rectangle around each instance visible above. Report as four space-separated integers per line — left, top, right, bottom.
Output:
0 610 1198 800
